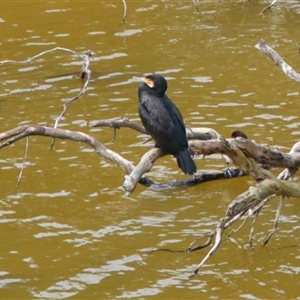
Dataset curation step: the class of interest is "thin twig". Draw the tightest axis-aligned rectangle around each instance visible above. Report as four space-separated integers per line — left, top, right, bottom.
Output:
193 217 227 275
186 232 215 253
51 50 93 148
0 47 85 65
92 117 147 134
192 0 199 12
118 0 127 25
260 0 277 14
228 215 250 237
17 136 29 187
53 50 92 130
263 195 284 245
0 47 93 140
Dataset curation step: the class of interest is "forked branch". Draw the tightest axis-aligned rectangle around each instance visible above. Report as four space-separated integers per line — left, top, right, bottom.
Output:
0 47 93 131
187 40 300 275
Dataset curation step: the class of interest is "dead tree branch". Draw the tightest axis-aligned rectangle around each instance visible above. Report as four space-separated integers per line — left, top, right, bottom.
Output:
120 0 127 24
93 117 147 135
2 123 300 197
188 155 300 274
0 47 93 133
17 137 29 187
0 125 135 176
255 39 300 83
192 0 200 12
0 47 86 65
277 141 300 180
92 117 219 141
0 125 241 194
260 0 278 14
51 49 92 151
186 39 300 274
1 122 300 274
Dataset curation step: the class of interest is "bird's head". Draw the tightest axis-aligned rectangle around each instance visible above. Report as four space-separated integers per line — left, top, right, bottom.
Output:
231 130 248 139
141 74 168 96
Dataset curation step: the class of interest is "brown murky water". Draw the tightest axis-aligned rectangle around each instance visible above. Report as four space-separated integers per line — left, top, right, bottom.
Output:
1 1 300 299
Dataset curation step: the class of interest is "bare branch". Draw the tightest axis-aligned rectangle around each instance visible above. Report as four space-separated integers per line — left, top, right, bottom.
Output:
92 118 219 141
17 137 29 187
0 47 93 145
187 210 246 256
255 39 300 83
121 0 127 24
193 217 227 275
190 138 300 175
226 173 300 217
260 0 278 14
0 47 86 65
0 125 135 176
187 139 300 274
192 0 199 12
52 49 93 146
263 195 284 245
93 117 147 134
0 125 235 194
277 141 300 180
2 122 300 197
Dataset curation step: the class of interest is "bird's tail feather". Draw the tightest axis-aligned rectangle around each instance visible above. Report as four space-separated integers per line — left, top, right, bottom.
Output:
176 150 197 175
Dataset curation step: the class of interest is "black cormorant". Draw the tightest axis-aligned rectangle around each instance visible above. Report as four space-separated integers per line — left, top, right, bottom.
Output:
137 74 197 175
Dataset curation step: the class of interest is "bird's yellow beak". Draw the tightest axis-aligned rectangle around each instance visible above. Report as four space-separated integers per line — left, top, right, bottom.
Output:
143 77 154 88
132 76 155 88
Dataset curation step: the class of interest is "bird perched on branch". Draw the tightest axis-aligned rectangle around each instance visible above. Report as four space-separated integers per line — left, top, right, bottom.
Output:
137 74 197 175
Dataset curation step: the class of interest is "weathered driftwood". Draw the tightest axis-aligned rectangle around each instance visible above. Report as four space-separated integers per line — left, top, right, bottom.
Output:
187 39 300 274
1 124 300 195
188 155 300 275
255 39 300 83
0 124 241 194
278 141 300 180
0 125 134 176
191 137 300 171
92 117 219 140
93 119 300 194
0 124 235 191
